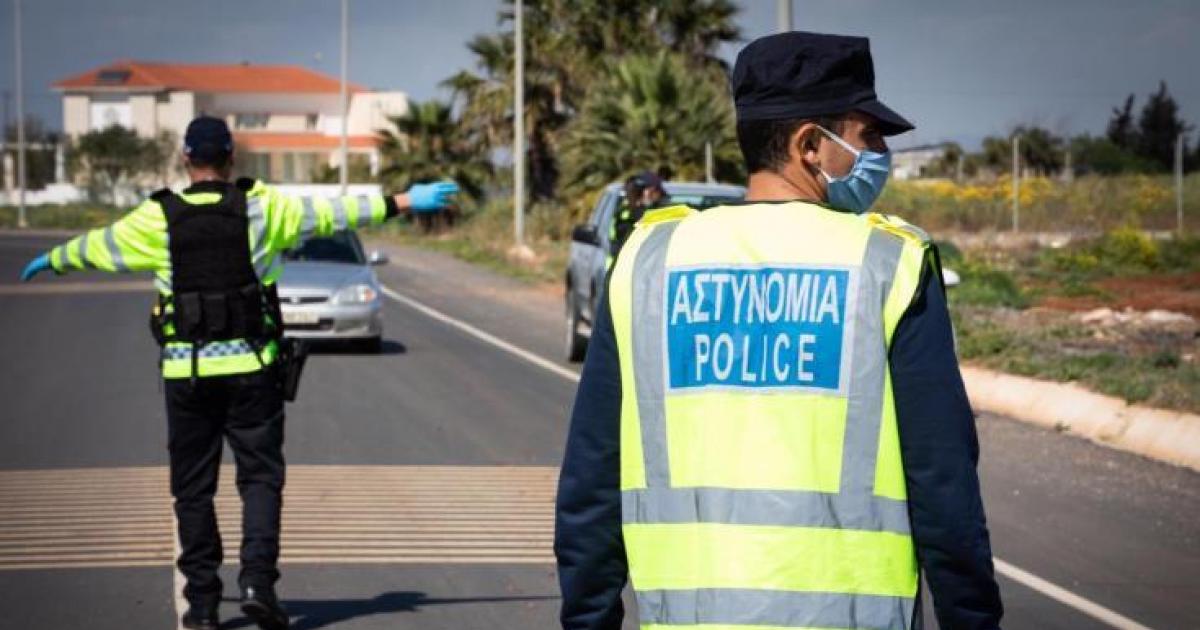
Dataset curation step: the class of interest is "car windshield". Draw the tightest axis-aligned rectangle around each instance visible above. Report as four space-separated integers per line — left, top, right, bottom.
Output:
621 193 744 210
666 194 744 210
283 231 365 265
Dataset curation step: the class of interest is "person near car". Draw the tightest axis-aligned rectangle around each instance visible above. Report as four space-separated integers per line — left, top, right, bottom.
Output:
555 31 1003 630
608 171 670 262
18 116 459 630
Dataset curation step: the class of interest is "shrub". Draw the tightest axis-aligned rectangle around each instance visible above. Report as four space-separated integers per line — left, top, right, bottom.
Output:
1097 226 1160 270
951 259 1028 308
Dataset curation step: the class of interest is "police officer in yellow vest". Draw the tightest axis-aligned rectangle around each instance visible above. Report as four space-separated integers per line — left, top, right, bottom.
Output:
555 32 1003 630
20 116 459 630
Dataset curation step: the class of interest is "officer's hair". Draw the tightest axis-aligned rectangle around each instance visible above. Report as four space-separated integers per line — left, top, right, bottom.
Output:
187 152 232 170
737 116 844 174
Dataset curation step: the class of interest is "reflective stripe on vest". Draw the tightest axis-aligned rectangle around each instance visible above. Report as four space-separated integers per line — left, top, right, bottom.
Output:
609 203 926 630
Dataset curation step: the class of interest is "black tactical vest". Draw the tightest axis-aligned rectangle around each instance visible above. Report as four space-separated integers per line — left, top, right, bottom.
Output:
150 179 281 348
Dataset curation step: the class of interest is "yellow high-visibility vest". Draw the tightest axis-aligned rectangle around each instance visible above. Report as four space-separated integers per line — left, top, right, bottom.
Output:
608 200 931 630
48 180 391 379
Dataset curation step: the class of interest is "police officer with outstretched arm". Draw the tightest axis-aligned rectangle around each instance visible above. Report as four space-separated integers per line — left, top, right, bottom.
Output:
555 32 1003 630
19 116 459 630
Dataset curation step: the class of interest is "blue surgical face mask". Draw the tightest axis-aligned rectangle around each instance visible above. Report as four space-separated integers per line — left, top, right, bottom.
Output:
815 125 891 214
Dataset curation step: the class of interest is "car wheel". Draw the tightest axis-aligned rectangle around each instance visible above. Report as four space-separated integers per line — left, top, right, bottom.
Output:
565 290 588 363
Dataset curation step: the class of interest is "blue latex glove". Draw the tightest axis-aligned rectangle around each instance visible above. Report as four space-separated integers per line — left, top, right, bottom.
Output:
406 181 460 213
20 253 52 282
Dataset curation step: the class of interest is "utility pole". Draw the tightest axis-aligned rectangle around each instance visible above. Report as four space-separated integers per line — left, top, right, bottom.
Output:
1011 135 1020 233
14 0 27 228
705 141 714 184
777 0 792 32
338 0 349 196
1 90 9 149
1177 132 1186 236
513 0 526 247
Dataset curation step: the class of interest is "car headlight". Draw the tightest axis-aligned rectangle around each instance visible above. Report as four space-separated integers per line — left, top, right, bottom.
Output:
334 284 379 304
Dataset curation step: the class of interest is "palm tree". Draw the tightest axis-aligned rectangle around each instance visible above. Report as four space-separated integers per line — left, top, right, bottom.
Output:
378 100 492 229
444 0 741 203
560 52 743 198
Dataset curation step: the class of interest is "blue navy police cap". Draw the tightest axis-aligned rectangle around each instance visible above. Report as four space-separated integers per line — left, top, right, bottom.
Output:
183 116 234 162
732 31 914 136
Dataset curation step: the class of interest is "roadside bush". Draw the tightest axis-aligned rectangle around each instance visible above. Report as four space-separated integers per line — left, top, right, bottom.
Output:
1037 227 1200 280
1096 227 1160 270
1160 236 1200 272
950 259 1028 308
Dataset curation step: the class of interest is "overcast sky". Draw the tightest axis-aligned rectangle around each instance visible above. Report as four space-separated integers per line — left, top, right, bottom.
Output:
1 0 1196 150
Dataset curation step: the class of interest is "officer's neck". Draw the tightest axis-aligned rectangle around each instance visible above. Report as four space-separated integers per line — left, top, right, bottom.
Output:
187 168 229 186
745 170 824 204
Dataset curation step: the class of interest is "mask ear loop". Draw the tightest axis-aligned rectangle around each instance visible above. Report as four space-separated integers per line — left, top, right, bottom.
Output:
815 124 862 158
814 124 864 184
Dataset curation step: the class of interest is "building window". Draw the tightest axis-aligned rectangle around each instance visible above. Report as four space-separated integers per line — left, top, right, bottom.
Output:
89 101 133 131
305 114 319 131
282 153 295 182
238 153 272 182
234 113 269 130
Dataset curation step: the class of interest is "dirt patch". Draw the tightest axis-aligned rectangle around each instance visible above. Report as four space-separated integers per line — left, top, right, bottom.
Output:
1038 272 1200 319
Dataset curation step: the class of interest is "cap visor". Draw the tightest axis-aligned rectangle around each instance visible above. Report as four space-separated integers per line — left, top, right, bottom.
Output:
856 99 914 136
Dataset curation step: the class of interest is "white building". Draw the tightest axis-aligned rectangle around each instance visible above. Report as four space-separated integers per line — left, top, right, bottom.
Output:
53 60 408 184
891 144 949 180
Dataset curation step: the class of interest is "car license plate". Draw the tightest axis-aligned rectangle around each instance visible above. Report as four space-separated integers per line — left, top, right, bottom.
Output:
283 311 320 325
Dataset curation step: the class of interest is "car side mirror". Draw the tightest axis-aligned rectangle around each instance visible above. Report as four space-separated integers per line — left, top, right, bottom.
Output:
572 224 600 246
368 250 389 266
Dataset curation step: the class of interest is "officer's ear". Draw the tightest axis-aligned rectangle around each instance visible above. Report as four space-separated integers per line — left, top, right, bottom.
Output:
791 122 823 171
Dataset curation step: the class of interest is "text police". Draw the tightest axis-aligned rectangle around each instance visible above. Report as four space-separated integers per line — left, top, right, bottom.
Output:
666 265 854 391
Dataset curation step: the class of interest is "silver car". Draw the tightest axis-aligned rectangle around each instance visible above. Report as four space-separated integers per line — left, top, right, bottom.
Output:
565 181 746 361
277 231 387 352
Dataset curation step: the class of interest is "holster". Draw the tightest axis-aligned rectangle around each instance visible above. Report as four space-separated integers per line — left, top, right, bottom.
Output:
276 337 308 402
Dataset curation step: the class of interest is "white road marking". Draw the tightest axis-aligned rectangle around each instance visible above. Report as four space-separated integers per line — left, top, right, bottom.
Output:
379 285 580 381
380 283 1158 630
993 559 1153 630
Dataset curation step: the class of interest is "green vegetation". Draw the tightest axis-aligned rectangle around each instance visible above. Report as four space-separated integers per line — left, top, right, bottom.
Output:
950 259 1030 308
954 307 1200 413
385 0 741 214
560 52 742 203
364 200 569 284
70 126 177 203
378 101 493 205
0 204 124 230
879 173 1199 233
942 229 1200 413
1039 227 1200 277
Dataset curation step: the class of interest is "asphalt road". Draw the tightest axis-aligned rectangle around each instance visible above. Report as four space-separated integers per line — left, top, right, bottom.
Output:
0 231 1197 630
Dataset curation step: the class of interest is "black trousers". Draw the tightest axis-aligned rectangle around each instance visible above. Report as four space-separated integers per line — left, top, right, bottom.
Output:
164 368 285 605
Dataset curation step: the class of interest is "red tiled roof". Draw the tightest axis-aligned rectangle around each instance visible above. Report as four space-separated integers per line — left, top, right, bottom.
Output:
234 132 378 151
54 60 364 94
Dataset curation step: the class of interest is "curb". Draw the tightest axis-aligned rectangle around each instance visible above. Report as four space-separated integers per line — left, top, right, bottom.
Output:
961 366 1200 473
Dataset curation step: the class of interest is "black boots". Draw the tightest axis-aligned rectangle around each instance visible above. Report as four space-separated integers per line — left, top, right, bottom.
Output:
180 602 219 630
241 584 290 630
